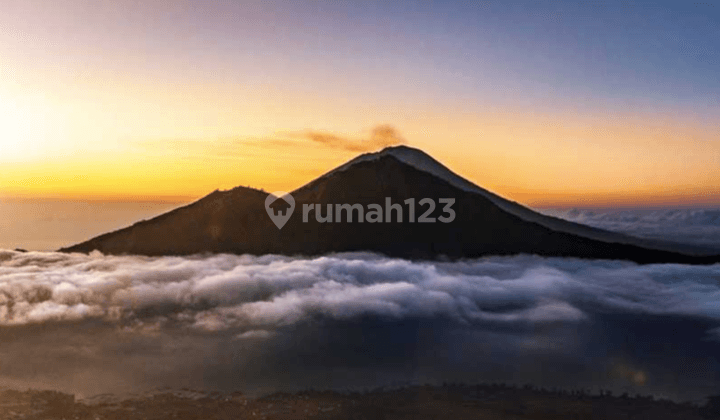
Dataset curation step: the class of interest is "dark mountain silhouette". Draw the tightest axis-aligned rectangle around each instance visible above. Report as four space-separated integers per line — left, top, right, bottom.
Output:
60 146 720 264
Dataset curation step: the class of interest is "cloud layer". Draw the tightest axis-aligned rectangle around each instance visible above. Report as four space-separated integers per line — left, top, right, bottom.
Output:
544 208 720 250
1 250 718 400
2 250 718 331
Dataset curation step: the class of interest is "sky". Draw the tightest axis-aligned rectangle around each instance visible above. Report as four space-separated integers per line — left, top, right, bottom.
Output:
0 0 718 207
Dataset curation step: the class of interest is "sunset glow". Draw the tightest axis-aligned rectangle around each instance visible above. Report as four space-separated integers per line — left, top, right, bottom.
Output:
2 2 720 410
1 1 718 207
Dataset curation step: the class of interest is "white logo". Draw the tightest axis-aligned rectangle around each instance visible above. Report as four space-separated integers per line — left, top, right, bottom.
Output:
265 191 295 229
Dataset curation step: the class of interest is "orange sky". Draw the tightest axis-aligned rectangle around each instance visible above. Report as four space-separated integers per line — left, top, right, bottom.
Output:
1 1 719 208
2 101 718 207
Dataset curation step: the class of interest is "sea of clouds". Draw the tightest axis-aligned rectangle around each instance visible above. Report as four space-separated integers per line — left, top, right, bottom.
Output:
542 208 720 251
1 249 719 401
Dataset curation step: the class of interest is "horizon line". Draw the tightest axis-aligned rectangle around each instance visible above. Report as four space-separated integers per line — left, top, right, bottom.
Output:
0 193 198 205
2 192 719 210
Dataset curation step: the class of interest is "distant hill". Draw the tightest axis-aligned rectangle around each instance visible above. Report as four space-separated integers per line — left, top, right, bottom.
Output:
60 146 719 264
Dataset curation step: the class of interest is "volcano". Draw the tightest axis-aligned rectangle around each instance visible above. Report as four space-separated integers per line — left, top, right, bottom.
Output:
60 146 719 264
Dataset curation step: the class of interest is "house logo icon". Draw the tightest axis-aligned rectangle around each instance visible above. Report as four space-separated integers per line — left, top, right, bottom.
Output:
265 191 295 229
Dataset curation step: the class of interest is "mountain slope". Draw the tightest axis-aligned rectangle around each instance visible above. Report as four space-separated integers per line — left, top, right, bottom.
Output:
318 146 716 256
60 147 719 264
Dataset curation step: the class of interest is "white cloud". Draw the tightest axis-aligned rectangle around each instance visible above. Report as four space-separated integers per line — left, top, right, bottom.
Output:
1 249 719 400
543 208 720 249
0 250 718 333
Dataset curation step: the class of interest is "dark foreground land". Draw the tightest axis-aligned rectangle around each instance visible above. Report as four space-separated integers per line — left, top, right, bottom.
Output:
2 385 719 420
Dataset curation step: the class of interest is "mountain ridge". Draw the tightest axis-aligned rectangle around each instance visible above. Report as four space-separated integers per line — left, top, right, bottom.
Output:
60 147 720 264
303 145 715 256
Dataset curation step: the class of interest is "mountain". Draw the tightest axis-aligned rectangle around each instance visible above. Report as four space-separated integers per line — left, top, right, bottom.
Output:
60 146 719 264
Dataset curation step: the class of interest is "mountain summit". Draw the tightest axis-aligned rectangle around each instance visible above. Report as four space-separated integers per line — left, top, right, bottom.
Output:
61 146 719 264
